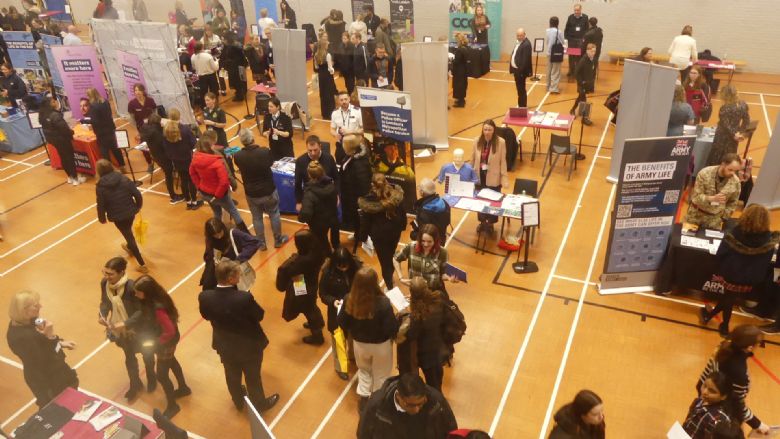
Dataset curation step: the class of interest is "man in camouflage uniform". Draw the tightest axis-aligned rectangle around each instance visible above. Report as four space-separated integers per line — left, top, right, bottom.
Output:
686 153 742 229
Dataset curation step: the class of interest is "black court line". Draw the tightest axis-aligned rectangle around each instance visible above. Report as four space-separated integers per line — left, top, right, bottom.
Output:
450 236 507 257
0 183 67 215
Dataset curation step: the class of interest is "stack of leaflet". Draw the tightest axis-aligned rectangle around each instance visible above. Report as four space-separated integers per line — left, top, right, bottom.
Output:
540 112 559 126
501 194 534 218
454 198 490 212
445 174 476 197
529 112 546 124
271 157 296 175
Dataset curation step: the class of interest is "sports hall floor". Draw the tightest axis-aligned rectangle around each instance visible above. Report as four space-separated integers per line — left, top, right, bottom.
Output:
0 58 779 438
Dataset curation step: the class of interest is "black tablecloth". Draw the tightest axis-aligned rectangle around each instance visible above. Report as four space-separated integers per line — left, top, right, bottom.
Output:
449 43 490 78
655 224 719 293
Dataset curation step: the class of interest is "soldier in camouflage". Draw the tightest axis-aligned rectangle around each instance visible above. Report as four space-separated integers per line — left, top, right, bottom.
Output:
685 153 742 229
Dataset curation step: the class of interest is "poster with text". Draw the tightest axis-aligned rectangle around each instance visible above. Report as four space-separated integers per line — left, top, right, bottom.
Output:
351 0 374 21
116 50 146 103
51 45 107 119
389 0 414 43
449 0 502 60
358 86 417 211
2 31 47 92
41 34 63 88
600 136 694 293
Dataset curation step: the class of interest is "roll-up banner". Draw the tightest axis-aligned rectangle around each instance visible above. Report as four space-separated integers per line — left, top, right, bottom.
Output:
116 50 146 104
448 0 502 61
389 0 414 43
401 42 449 150
41 34 63 88
747 112 780 210
358 86 417 211
271 28 308 113
2 32 45 92
51 45 107 118
599 136 695 294
351 0 374 21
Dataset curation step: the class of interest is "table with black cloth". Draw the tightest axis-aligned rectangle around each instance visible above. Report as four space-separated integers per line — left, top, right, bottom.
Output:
655 224 719 294
448 43 490 78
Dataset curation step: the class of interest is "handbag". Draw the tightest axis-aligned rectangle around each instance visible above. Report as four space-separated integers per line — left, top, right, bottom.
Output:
700 91 713 122
133 213 149 246
550 30 564 63
333 327 349 372
230 229 257 291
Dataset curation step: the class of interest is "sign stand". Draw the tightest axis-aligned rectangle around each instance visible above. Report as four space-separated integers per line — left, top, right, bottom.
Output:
116 130 142 187
576 101 591 161
512 201 540 274
531 38 544 82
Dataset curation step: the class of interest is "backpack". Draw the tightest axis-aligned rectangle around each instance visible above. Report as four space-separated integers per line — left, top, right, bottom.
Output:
441 298 466 346
550 30 564 63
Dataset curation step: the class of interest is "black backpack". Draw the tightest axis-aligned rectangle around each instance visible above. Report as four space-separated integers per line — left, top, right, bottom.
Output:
441 298 466 346
550 30 564 63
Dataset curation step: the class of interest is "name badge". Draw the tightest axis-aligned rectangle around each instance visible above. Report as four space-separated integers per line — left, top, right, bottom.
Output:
481 163 488 171
575 26 581 32
293 275 307 296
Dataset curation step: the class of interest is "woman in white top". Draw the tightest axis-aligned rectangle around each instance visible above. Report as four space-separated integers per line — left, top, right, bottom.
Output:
348 15 368 43
668 25 698 78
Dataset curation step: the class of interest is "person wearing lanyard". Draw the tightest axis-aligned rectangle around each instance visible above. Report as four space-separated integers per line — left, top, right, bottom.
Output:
262 97 293 161
200 92 228 147
329 91 363 158
127 83 157 173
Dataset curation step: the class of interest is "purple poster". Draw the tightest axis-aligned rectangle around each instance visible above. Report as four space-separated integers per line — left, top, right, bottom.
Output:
51 45 107 119
116 50 146 102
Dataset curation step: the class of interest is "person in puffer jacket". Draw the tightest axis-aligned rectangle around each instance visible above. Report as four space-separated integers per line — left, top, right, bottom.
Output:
95 159 148 273
299 161 340 254
700 204 779 336
357 173 405 288
190 138 250 234
412 178 450 243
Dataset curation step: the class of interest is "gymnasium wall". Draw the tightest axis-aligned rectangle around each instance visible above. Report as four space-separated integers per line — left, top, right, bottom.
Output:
500 0 780 74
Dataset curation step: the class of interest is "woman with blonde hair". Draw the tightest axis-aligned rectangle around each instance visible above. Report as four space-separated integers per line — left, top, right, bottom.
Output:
7 291 78 407
700 204 779 336
706 84 751 167
358 173 405 287
85 87 125 168
337 267 399 411
451 33 470 107
314 37 338 119
163 108 200 209
469 3 491 45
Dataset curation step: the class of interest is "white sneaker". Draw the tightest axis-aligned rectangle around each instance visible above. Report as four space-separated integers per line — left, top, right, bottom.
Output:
77 174 87 183
70 177 80 186
67 177 74 184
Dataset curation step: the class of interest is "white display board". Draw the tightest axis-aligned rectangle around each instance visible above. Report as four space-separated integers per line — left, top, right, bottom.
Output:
401 42 449 150
748 112 780 209
271 28 309 114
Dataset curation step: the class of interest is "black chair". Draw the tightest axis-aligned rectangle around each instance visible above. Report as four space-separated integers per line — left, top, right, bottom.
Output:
255 93 271 116
542 133 577 181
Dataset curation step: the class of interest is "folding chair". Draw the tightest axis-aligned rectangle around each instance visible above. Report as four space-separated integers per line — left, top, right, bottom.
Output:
541 133 577 181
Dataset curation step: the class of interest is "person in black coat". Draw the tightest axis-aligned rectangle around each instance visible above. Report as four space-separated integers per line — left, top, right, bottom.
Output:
571 43 597 125
220 32 247 101
7 291 79 408
362 5 380 36
99 257 156 400
140 113 180 202
352 33 370 84
399 278 448 392
549 390 605 439
199 260 279 412
39 96 80 184
279 0 296 28
294 135 338 207
357 173 405 288
339 134 373 232
564 3 589 78
262 97 294 160
85 88 126 167
0 62 28 107
245 35 270 83
509 29 532 108
336 32 355 94
581 17 603 75
394 50 403 91
700 204 780 336
276 230 327 345
451 33 469 107
318 247 362 379
95 159 148 272
298 162 340 254
368 43 394 89
358 373 457 439
163 109 200 209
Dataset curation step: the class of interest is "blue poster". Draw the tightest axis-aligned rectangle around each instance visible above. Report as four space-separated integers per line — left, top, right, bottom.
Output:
2 31 45 90
357 87 412 142
41 34 63 88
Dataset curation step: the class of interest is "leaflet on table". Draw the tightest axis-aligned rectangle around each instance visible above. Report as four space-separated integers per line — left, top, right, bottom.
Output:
540 112 559 126
72 399 102 422
89 406 122 431
704 229 725 239
709 239 722 255
529 113 545 124
446 174 475 198
476 188 503 201
501 194 535 210
481 205 504 216
454 198 490 212
680 235 711 250
385 287 409 312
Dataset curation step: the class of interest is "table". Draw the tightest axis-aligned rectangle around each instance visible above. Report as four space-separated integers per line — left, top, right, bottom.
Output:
48 136 101 175
251 83 278 95
692 60 737 84
566 47 582 56
449 43 490 78
13 387 163 438
691 126 716 177
655 223 720 294
503 110 575 161
0 112 45 153
271 158 296 214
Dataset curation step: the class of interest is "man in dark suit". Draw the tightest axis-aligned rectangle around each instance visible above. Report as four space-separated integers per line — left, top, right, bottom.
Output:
564 3 588 78
352 32 370 84
294 135 338 211
199 260 280 412
509 28 533 108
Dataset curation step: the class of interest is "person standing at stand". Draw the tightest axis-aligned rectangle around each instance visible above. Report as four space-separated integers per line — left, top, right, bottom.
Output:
220 32 247 102
338 134 372 235
706 85 750 167
330 91 363 153
314 38 338 119
140 114 181 203
191 42 220 105
299 162 341 254
0 62 28 107
684 65 711 124
279 0 296 29
469 4 490 45
451 33 470 108
582 17 602 77
39 96 82 185
245 35 270 83
127 84 157 173
668 25 697 81
86 88 126 169
163 109 200 210
294 135 338 211
200 92 229 148
352 32 370 85
570 43 596 126
564 3 588 79
262 97 294 160
336 32 355 94
546 16 565 94
508 28 532 108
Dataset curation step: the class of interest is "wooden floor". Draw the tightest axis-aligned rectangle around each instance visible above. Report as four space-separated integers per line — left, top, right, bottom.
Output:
1 59 779 438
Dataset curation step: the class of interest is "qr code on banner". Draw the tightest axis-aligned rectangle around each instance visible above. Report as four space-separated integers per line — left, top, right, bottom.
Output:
663 190 680 204
616 204 633 218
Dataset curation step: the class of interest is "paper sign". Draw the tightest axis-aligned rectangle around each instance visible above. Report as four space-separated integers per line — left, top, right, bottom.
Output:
444 263 467 283
533 38 544 53
522 201 540 227
115 130 130 149
666 421 691 439
385 287 409 312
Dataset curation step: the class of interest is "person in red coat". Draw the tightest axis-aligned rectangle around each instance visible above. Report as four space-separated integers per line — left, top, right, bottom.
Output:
189 138 250 233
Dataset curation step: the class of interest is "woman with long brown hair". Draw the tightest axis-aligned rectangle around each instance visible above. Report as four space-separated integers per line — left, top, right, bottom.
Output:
337 267 399 411
394 223 454 292
358 173 405 288
696 325 770 435
469 3 491 45
549 390 606 438
314 37 337 119
684 65 711 124
700 204 779 335
86 87 125 169
399 277 448 391
471 119 508 191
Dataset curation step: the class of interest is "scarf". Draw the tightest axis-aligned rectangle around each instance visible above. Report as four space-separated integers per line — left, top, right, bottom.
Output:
106 275 130 335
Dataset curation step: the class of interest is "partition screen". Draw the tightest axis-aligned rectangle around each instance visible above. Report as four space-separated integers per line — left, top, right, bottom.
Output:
272 28 309 114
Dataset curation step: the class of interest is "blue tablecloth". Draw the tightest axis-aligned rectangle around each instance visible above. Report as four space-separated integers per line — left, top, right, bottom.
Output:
273 169 297 214
0 112 45 153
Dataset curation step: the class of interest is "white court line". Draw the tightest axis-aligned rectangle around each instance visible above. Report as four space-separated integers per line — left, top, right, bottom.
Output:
0 399 36 429
596 154 610 160
488 110 611 437
0 158 34 169
445 211 469 248
0 355 22 369
310 374 358 439
760 93 773 138
448 136 473 142
539 184 615 438
740 91 780 98
0 204 97 259
552 274 597 286
268 348 333 430
0 160 46 182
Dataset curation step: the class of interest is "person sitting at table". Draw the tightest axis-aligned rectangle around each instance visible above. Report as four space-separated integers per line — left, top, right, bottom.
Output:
85 88 127 170
705 85 750 167
294 135 338 211
127 83 157 173
39 96 82 185
436 148 478 185
412 178 450 244
469 4 490 45
0 62 27 107
685 65 711 124
262 97 294 161
685 153 742 230
699 204 779 336
451 33 469 108
634 47 654 63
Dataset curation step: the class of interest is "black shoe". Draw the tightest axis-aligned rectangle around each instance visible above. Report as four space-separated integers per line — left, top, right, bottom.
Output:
699 307 711 325
170 195 185 205
153 408 188 439
125 382 142 400
453 101 465 108
738 305 773 321
303 332 325 345
191 200 204 210
173 386 192 399
233 399 245 411
163 402 180 419
336 371 349 381
259 393 280 412
147 379 157 393
274 235 290 248
718 322 729 338
760 324 780 335
582 118 593 126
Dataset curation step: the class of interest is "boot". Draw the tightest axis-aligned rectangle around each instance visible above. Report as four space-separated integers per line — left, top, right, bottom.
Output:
153 408 188 439
718 322 729 338
173 385 192 399
124 380 143 401
162 399 180 419
302 329 325 345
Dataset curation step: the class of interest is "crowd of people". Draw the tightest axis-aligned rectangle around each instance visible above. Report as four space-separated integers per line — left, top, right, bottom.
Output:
2 1 779 439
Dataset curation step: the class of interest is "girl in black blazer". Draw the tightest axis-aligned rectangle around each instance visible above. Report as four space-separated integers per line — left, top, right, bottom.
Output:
262 97 294 161
86 87 126 167
571 43 597 125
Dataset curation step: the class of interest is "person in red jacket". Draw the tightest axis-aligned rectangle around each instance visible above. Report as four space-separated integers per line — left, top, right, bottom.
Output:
189 138 250 233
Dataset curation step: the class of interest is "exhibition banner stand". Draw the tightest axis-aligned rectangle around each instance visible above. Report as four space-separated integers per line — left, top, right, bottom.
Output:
448 0 502 61
50 45 107 118
608 59 678 183
271 28 308 114
747 112 780 210
90 19 196 124
358 86 417 212
351 0 374 20
2 32 45 91
116 50 146 102
401 42 449 150
389 0 414 43
41 34 63 88
599 136 695 294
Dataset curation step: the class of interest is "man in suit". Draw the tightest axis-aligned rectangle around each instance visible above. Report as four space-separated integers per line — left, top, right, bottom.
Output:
509 28 533 108
564 3 589 78
294 135 338 211
199 260 280 412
